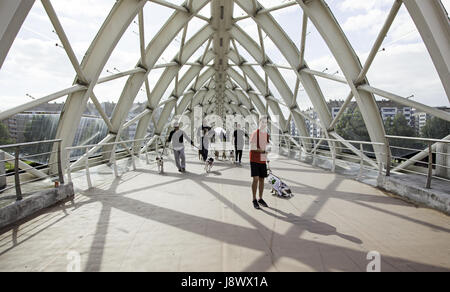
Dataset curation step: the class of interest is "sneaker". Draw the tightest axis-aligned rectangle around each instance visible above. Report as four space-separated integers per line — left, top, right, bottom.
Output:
178 169 182 172
258 199 268 208
253 200 261 210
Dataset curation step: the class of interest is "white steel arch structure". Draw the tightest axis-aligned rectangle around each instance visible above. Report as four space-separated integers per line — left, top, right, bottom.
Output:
0 0 449 173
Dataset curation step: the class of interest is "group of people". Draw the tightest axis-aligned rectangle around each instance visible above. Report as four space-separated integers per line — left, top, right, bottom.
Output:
166 117 271 210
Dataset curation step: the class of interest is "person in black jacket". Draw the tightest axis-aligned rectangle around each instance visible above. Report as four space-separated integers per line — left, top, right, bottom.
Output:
167 121 193 173
197 120 213 162
232 123 248 165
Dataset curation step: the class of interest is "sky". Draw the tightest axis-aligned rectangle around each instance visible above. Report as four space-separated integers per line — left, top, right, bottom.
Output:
0 0 449 116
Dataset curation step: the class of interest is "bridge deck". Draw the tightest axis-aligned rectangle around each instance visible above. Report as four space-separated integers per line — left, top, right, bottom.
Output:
0 151 449 272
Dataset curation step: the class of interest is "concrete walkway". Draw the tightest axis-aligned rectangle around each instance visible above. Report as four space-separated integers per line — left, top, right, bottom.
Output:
0 151 449 272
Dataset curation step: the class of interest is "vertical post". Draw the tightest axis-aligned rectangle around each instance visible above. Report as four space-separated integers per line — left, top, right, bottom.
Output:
426 141 433 189
66 150 72 183
0 152 6 191
378 161 383 178
130 142 136 171
313 143 317 166
299 141 303 161
358 143 364 180
85 152 92 189
331 141 336 173
112 144 118 178
57 141 64 185
385 142 391 177
14 146 22 201
287 136 291 156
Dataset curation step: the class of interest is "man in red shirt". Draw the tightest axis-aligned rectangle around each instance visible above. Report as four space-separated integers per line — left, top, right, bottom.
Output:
250 116 270 210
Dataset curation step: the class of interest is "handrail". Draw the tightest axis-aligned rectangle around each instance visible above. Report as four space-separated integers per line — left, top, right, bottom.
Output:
0 139 62 149
277 133 450 190
65 137 153 187
385 135 450 143
275 134 385 146
0 139 64 201
65 137 150 150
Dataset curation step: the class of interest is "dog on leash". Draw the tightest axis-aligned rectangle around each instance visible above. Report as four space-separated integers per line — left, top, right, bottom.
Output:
198 149 203 160
156 156 164 174
230 150 235 163
222 151 227 160
205 157 214 173
268 173 293 198
214 151 219 160
267 161 293 198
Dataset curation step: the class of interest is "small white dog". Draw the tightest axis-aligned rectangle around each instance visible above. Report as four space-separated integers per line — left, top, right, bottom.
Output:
156 156 164 174
267 161 293 198
230 150 235 164
205 157 214 173
268 173 293 198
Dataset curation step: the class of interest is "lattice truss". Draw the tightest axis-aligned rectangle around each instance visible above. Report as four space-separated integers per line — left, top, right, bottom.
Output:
0 0 449 172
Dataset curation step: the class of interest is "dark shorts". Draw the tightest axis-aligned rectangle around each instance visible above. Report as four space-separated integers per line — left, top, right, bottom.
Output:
250 162 268 178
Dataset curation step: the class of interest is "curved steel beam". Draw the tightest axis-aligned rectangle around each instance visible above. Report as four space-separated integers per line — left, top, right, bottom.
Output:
0 0 34 68
295 0 387 163
234 0 332 131
226 55 287 130
229 26 310 141
50 0 148 170
403 0 450 102
103 0 210 139
132 25 214 141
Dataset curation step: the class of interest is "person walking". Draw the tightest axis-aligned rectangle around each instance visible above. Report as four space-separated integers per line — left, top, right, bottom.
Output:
249 117 270 210
197 120 212 162
167 121 193 173
232 123 248 165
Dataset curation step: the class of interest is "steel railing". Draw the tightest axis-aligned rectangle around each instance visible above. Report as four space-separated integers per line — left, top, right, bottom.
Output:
0 139 64 201
65 137 156 188
274 134 386 180
385 135 450 189
276 134 450 189
1 134 448 199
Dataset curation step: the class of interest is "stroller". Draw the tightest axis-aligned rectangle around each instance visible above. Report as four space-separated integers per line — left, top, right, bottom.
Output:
267 160 293 198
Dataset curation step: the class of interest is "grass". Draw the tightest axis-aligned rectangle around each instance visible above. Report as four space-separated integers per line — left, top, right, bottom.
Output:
4 160 36 172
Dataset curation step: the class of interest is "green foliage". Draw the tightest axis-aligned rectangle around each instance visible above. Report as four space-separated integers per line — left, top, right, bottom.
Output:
388 114 416 137
385 113 421 156
336 110 421 157
0 123 14 145
335 108 370 142
421 117 450 139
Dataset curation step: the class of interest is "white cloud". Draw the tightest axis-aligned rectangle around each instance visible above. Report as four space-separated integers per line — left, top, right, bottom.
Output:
342 9 386 34
338 0 392 12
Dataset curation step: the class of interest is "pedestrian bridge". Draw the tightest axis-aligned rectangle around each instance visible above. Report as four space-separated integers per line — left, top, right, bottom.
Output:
0 150 448 272
1 0 450 272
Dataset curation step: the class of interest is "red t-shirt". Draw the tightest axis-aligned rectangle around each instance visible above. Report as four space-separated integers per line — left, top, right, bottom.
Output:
249 130 269 164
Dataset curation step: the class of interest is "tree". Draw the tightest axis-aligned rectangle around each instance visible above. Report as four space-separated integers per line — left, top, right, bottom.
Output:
421 116 450 139
335 108 370 142
385 113 421 157
385 113 416 137
383 116 393 135
0 122 14 145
